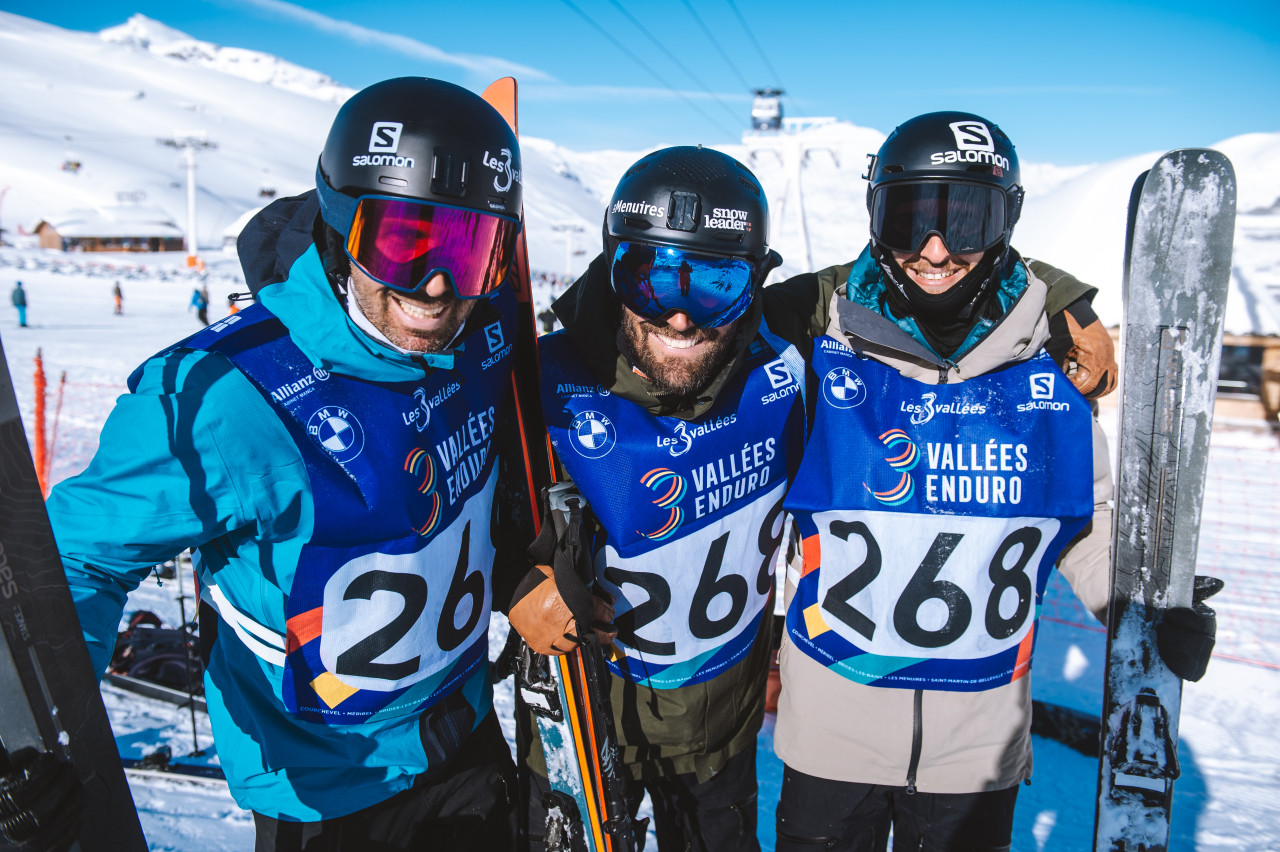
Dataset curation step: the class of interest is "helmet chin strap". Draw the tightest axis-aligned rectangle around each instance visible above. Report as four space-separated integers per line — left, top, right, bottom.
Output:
872 242 1002 323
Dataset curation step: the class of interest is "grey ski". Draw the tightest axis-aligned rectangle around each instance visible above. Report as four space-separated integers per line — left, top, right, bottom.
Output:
0 332 148 851
1093 149 1236 851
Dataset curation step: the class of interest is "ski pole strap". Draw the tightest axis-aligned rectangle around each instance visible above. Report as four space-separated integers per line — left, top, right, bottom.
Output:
757 316 806 409
527 483 597 636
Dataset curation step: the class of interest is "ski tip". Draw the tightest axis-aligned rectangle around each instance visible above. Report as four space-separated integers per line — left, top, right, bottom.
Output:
482 77 518 132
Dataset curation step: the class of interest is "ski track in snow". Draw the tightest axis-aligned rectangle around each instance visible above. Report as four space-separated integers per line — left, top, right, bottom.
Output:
3 249 1277 850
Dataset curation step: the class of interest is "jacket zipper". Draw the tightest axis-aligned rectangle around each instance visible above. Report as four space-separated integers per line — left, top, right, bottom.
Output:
905 689 923 794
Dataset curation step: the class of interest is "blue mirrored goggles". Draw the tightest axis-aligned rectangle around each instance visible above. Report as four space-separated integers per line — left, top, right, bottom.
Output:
609 242 756 328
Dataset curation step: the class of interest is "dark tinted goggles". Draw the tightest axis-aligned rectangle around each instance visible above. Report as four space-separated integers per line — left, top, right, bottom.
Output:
610 242 756 328
870 182 1007 255
344 196 521 298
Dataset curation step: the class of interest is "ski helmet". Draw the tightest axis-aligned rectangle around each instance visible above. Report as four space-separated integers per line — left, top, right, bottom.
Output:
316 77 522 233
865 111 1023 256
603 146 777 327
605 146 772 263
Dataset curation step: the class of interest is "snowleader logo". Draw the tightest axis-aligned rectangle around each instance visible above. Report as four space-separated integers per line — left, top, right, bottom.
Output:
483 148 521 193
703 207 752 232
928 120 1010 171
352 120 415 168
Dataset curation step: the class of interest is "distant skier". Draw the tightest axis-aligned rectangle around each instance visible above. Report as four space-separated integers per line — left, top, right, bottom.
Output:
536 306 556 334
678 259 692 296
771 111 1219 852
38 78 531 849
191 285 209 326
11 280 27 327
112 280 123 315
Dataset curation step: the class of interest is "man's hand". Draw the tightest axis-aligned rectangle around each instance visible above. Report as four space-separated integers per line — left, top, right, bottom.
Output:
508 564 616 656
1157 575 1224 682
1063 310 1117 399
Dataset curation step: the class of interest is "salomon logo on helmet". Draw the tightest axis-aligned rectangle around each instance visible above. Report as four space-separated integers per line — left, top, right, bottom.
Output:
369 122 403 153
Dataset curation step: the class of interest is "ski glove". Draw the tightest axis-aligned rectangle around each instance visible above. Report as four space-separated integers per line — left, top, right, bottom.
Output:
1156 575 1224 682
0 749 83 852
1060 305 1117 399
509 563 616 656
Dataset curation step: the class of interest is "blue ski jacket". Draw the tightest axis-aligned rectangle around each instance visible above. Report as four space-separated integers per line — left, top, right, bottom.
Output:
47 192 531 821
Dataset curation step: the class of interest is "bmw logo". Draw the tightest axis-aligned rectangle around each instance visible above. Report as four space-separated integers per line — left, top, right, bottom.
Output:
307 406 366 464
569 410 616 459
822 367 867 409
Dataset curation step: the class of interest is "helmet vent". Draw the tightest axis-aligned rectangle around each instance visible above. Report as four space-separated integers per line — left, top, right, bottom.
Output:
431 148 468 198
623 216 651 230
379 176 408 188
668 191 699 232
737 176 760 197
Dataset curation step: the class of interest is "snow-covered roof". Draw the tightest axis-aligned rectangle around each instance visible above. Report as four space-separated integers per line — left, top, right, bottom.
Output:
42 205 185 239
221 205 265 239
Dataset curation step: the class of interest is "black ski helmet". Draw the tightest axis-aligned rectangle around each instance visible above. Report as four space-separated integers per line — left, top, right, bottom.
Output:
316 77 521 235
604 146 773 266
865 111 1023 252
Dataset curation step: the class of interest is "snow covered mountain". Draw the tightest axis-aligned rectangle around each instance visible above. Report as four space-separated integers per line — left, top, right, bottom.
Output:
1 11 1277 333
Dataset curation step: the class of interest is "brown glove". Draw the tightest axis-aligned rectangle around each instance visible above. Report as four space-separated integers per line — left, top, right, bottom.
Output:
508 564 616 656
1064 311 1118 399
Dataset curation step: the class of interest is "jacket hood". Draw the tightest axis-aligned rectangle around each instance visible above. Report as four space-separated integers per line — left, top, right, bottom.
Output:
822 245 1050 383
551 252 764 421
236 191 499 381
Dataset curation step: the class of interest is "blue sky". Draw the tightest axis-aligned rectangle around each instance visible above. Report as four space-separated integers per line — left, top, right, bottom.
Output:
7 0 1280 164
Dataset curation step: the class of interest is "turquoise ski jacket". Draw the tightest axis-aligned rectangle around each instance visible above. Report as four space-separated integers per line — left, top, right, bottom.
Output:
47 192 528 821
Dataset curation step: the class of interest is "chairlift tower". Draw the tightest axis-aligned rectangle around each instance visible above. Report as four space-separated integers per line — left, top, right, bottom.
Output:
551 223 586 277
157 132 218 267
743 116 839 275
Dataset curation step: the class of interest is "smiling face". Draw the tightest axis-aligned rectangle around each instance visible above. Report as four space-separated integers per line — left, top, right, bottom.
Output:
889 234 986 295
347 266 476 352
618 307 740 396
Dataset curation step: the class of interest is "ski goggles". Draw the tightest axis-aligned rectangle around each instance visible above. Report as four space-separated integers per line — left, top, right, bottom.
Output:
318 178 521 298
869 181 1008 255
609 242 756 328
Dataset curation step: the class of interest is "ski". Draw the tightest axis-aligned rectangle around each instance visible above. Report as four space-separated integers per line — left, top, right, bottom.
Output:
0 332 148 850
1093 149 1236 852
482 77 638 852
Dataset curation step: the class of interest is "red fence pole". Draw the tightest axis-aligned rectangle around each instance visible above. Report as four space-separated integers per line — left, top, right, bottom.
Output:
32 348 47 497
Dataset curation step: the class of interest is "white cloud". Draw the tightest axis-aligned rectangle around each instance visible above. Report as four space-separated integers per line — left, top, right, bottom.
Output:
226 0 553 81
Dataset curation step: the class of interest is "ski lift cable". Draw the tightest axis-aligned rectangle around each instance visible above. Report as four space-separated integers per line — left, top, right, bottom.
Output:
723 0 786 90
557 0 739 140
679 0 753 92
602 0 744 128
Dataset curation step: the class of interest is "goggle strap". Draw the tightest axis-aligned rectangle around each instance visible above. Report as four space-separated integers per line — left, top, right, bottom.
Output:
315 162 357 238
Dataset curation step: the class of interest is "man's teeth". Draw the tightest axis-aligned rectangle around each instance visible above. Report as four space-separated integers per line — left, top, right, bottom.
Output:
653 333 697 350
917 270 954 280
395 296 445 319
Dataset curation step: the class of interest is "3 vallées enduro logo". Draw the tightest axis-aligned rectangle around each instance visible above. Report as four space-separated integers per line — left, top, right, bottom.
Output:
637 468 687 541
